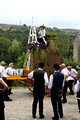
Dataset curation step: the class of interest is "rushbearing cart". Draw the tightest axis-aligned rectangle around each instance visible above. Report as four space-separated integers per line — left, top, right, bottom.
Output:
7 72 34 92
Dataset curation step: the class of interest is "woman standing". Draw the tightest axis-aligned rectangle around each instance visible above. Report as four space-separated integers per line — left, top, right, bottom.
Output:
0 78 8 120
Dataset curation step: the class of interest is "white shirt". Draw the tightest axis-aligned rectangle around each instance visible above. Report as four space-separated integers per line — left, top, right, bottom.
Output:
75 80 80 99
48 71 64 89
75 80 80 92
28 68 48 86
0 66 7 78
70 68 78 77
6 67 15 76
61 68 74 81
48 74 53 89
61 68 70 77
0 78 2 81
39 29 45 37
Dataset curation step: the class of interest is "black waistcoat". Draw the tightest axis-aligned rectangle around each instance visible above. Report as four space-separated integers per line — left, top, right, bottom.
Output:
33 69 45 95
51 72 64 91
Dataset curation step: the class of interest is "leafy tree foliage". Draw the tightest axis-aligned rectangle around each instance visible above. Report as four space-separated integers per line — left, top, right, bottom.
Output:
0 24 78 68
17 52 26 68
0 26 28 65
8 39 21 63
0 37 11 62
57 33 76 59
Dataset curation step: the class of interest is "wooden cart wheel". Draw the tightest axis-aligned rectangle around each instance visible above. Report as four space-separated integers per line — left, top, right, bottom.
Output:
26 78 34 92
28 85 33 92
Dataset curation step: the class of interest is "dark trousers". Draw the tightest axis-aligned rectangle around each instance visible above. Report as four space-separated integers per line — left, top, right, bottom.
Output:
0 91 5 120
7 80 12 93
2 78 9 100
63 80 74 101
0 108 5 120
77 99 80 111
63 81 68 101
51 90 63 119
74 79 77 84
68 80 74 93
32 91 44 117
38 37 46 44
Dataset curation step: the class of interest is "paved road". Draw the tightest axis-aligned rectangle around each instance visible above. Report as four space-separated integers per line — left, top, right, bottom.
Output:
5 87 80 120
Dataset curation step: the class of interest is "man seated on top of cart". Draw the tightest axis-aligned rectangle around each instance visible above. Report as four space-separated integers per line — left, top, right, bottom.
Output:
38 25 47 45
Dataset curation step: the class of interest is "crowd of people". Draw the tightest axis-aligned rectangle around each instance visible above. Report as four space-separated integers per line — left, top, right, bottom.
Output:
0 61 80 120
28 62 79 120
0 61 15 120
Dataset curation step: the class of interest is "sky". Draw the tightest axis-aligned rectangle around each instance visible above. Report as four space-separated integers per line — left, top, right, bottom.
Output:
0 0 80 29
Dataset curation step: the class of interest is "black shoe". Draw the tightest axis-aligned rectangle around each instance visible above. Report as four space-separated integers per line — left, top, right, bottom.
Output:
39 115 45 119
62 100 67 104
9 92 13 94
33 115 36 118
60 114 64 118
4 98 13 101
32 114 36 118
52 117 59 120
8 92 13 95
8 92 11 95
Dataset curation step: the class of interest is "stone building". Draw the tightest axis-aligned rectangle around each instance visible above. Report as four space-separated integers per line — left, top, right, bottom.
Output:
73 35 80 62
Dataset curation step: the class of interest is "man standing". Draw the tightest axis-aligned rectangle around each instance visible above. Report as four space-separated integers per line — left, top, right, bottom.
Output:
0 61 12 101
48 63 64 120
6 63 15 94
60 63 69 103
28 62 48 119
67 66 78 84
60 63 73 103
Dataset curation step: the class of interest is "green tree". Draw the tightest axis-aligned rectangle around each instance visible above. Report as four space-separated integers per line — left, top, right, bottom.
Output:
17 52 26 68
57 33 71 58
20 35 28 52
8 39 21 63
0 37 11 62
